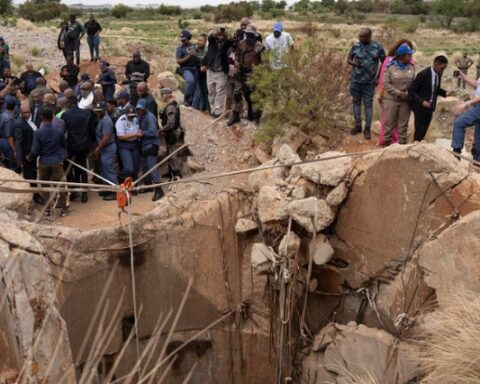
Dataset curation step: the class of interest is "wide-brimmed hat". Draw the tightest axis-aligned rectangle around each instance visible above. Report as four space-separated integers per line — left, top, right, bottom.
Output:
244 24 258 36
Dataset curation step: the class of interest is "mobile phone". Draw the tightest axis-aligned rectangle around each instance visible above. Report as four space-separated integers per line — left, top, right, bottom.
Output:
454 70 460 77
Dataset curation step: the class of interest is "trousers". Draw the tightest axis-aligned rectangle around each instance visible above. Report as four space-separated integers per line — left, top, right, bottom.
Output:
413 108 433 142
38 162 66 209
87 35 100 60
207 69 227 115
350 81 375 130
182 68 197 106
452 104 480 160
100 143 118 185
118 141 139 180
383 99 410 145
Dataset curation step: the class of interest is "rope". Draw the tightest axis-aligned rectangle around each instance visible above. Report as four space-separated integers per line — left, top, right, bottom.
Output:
132 143 188 187
66 158 119 187
126 191 141 365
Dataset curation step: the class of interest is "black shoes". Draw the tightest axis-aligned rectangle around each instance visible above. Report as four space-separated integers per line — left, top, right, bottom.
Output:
33 193 45 205
227 111 240 126
81 193 88 203
364 129 371 140
152 187 165 201
103 192 116 201
351 126 362 135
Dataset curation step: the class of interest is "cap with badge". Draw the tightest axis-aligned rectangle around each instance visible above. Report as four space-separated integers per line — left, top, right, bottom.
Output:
160 87 173 95
396 43 415 56
180 30 192 41
117 90 129 100
124 105 137 117
93 101 107 112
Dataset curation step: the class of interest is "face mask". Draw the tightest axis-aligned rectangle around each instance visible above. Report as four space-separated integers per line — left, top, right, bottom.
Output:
81 90 90 98
246 36 257 45
396 61 408 70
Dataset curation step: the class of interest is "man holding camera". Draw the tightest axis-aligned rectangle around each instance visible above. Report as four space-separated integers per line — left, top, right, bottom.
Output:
203 28 228 118
348 28 386 140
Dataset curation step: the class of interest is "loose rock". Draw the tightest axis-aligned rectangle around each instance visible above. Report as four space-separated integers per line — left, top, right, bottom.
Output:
288 197 335 233
257 186 290 224
309 235 334 266
235 218 259 234
326 182 348 207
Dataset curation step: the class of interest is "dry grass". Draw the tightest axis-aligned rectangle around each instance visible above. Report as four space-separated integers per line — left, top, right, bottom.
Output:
329 364 380 384
15 18 36 31
418 290 480 384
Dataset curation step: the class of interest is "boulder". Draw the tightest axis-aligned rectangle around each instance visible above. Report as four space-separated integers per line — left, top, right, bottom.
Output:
186 156 206 172
334 144 476 288
309 235 334 266
311 135 328 151
326 182 348 207
275 144 301 166
251 243 278 274
235 218 259 234
303 322 422 384
278 231 301 258
157 71 179 90
288 197 335 233
248 159 288 192
291 151 352 187
257 186 290 224
418 211 480 308
254 146 271 164
0 167 31 212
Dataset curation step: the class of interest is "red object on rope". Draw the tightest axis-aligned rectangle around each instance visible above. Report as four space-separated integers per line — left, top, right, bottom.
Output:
117 177 133 208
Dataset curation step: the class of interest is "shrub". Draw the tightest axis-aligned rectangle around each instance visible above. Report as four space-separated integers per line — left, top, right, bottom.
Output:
452 17 480 33
18 0 67 22
0 0 12 15
250 38 350 143
111 4 133 19
192 10 202 20
158 4 181 16
30 46 40 56
214 2 254 22
432 0 466 28
177 18 189 29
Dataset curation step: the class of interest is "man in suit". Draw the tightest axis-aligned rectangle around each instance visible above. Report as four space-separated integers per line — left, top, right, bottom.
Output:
13 104 44 204
409 56 450 142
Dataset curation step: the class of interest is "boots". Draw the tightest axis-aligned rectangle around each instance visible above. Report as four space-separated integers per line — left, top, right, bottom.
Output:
81 192 88 203
152 187 165 201
363 128 371 140
350 125 362 135
227 111 240 126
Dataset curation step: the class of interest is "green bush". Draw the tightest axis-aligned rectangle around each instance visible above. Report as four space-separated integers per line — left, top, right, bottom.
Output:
0 0 12 15
250 38 350 143
452 17 480 32
432 0 466 27
389 0 429 15
192 10 202 19
111 4 133 19
214 1 254 22
158 4 181 16
18 0 67 22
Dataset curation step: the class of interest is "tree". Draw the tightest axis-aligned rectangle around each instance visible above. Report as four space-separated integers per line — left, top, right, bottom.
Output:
111 3 133 18
334 0 348 15
18 0 67 21
432 0 465 27
0 0 12 14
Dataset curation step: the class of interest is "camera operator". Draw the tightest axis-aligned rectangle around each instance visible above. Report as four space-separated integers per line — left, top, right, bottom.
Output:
451 70 480 161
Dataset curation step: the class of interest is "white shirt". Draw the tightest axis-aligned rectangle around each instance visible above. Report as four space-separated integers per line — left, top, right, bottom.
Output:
115 114 139 141
264 32 294 69
430 67 438 103
27 118 37 131
78 92 94 110
476 79 480 97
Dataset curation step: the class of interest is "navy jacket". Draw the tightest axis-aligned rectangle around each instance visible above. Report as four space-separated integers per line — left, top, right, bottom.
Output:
61 105 95 151
139 111 159 150
29 123 66 164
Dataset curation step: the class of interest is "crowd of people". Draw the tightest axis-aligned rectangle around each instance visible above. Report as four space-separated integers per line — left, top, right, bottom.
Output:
0 16 188 216
175 18 293 125
348 27 480 162
1 17 480 218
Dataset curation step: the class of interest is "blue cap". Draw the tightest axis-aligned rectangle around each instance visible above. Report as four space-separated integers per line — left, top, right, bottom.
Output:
117 90 129 100
93 101 107 111
80 73 90 81
396 43 415 56
273 22 283 32
180 30 192 40
136 98 147 110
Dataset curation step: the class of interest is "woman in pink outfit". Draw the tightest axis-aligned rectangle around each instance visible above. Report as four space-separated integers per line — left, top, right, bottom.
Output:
378 39 415 145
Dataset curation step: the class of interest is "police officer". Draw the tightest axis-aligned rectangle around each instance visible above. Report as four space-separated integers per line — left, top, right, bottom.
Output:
136 98 164 201
93 101 118 200
115 105 140 181
159 88 183 179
